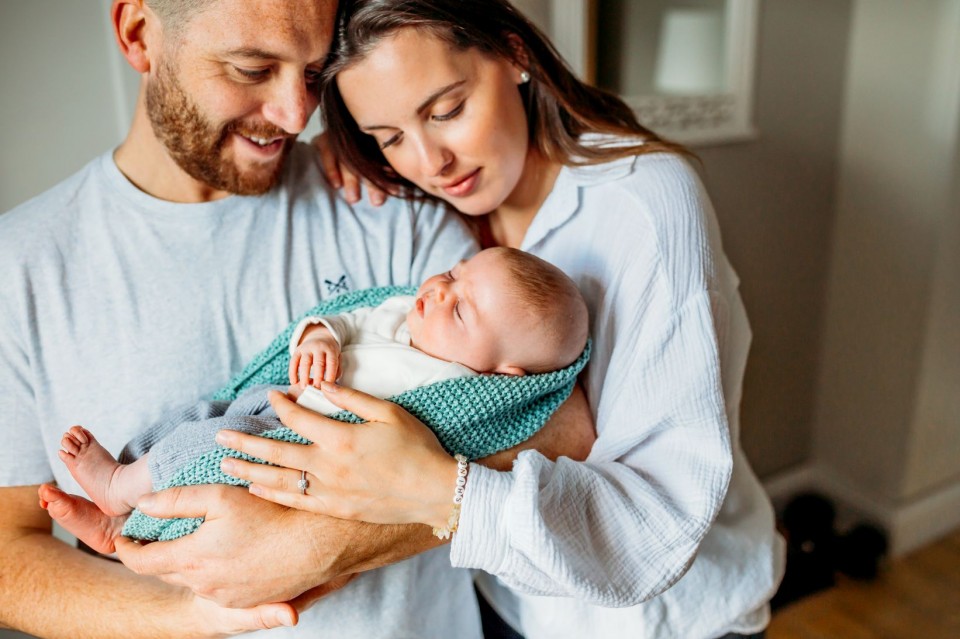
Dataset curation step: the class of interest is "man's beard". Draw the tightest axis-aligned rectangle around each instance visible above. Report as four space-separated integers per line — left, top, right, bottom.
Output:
145 62 292 196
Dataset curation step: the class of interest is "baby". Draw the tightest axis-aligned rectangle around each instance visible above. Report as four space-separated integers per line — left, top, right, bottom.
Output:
48 247 588 552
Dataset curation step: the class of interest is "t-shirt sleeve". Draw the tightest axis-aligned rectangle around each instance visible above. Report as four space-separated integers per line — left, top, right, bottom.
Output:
407 200 478 284
0 284 52 487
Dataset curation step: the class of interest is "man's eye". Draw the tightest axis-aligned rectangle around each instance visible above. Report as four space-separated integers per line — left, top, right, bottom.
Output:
306 69 323 86
432 102 464 122
235 67 269 80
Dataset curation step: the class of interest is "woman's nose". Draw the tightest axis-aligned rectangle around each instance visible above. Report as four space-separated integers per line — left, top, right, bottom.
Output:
416 137 452 177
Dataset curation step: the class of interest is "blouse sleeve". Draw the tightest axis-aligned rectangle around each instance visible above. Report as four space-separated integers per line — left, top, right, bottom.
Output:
450 161 735 607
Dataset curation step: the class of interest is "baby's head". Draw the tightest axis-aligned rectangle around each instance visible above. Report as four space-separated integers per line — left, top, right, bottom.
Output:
407 247 589 375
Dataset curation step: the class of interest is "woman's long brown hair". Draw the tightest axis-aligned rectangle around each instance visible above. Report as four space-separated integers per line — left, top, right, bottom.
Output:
320 0 690 198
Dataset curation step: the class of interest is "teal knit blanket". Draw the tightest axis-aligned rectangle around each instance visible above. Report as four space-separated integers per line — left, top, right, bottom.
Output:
122 286 590 541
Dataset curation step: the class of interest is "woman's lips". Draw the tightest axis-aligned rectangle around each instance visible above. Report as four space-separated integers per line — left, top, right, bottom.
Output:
441 168 480 198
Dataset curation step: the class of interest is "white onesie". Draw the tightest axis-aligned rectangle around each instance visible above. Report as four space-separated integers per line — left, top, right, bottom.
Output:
289 295 477 415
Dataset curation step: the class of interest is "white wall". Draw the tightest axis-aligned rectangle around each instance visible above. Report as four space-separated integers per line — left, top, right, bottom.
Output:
0 0 322 216
0 1 128 213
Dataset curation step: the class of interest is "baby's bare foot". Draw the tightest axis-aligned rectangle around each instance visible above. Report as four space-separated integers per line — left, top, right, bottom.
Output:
58 426 134 517
38 483 126 554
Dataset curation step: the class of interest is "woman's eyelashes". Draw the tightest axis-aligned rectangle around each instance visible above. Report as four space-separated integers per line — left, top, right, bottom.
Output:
379 132 403 150
432 101 465 122
378 101 466 150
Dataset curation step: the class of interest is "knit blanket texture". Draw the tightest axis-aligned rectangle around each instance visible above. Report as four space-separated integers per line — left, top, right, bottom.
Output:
122 286 590 541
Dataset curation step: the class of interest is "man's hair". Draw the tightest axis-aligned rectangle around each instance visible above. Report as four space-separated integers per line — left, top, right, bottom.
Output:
493 247 589 373
145 0 216 36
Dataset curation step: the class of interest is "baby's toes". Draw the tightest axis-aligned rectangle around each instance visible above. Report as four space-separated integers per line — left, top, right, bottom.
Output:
67 425 90 445
60 433 81 456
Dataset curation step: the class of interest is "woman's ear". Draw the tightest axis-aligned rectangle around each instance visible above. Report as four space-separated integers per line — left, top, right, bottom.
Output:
111 0 152 74
505 33 531 83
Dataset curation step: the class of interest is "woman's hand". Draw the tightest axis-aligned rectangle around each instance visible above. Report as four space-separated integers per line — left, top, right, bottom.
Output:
217 386 459 529
313 131 390 206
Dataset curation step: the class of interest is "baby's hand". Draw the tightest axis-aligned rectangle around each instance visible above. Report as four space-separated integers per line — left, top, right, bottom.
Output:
289 336 341 388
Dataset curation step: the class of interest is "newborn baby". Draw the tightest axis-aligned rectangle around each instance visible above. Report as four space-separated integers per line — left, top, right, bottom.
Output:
47 247 588 553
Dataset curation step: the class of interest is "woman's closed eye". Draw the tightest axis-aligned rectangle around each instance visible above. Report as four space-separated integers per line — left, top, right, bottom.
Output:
379 132 403 150
432 101 465 122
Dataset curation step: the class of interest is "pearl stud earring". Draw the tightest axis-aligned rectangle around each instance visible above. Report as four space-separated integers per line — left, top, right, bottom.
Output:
520 70 531 84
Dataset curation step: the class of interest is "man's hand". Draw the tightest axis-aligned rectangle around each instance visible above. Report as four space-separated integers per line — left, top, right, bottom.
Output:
114 482 434 610
115 484 346 609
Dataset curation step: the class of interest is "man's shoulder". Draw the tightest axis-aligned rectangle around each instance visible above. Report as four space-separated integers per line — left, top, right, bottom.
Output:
0 154 108 256
1 154 108 228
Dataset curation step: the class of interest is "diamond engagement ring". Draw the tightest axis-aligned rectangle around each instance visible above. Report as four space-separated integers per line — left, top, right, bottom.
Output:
298 470 309 495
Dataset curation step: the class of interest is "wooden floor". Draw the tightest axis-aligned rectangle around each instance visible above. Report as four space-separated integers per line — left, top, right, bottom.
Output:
768 529 960 639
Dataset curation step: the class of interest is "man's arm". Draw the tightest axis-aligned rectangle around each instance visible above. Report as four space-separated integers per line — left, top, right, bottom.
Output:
115 386 595 608
0 485 296 638
478 383 594 471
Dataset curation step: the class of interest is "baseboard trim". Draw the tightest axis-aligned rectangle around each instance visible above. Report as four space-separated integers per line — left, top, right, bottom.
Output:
761 464 960 556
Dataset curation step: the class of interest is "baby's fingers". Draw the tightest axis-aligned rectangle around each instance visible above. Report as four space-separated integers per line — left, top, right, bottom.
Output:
289 352 301 386
311 356 326 389
324 354 340 383
298 352 315 387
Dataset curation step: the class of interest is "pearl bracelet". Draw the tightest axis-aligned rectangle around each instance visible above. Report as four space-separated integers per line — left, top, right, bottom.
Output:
432 454 469 540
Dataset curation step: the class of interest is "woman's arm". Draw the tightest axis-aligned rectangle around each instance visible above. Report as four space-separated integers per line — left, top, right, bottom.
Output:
216 385 596 527
218 289 732 607
450 288 735 606
115 386 594 609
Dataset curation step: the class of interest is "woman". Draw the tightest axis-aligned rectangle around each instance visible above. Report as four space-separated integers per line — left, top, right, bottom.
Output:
222 1 784 637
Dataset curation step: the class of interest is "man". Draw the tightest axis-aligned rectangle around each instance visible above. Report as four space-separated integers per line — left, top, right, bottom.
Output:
0 1 592 637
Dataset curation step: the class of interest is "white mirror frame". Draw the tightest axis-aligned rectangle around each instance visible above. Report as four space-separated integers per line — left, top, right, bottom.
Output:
547 0 760 146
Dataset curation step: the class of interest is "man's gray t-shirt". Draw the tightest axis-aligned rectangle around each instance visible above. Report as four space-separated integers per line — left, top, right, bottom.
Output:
0 143 480 638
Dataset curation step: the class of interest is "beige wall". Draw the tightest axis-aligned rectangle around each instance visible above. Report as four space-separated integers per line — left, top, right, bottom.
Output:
514 1 855 480
811 0 960 551
698 0 853 477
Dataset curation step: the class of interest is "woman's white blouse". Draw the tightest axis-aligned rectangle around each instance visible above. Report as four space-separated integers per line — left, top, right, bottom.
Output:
450 153 786 639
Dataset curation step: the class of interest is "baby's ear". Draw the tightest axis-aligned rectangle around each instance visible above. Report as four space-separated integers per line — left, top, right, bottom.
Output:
494 364 526 377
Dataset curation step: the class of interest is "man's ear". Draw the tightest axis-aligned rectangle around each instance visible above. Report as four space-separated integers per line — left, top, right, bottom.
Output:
112 0 153 74
494 363 527 377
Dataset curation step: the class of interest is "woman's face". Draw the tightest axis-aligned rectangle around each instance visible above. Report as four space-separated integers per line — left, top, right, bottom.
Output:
337 29 531 216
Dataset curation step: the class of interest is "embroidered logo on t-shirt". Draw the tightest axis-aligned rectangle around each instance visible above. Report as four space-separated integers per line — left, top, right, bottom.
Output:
325 275 349 295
